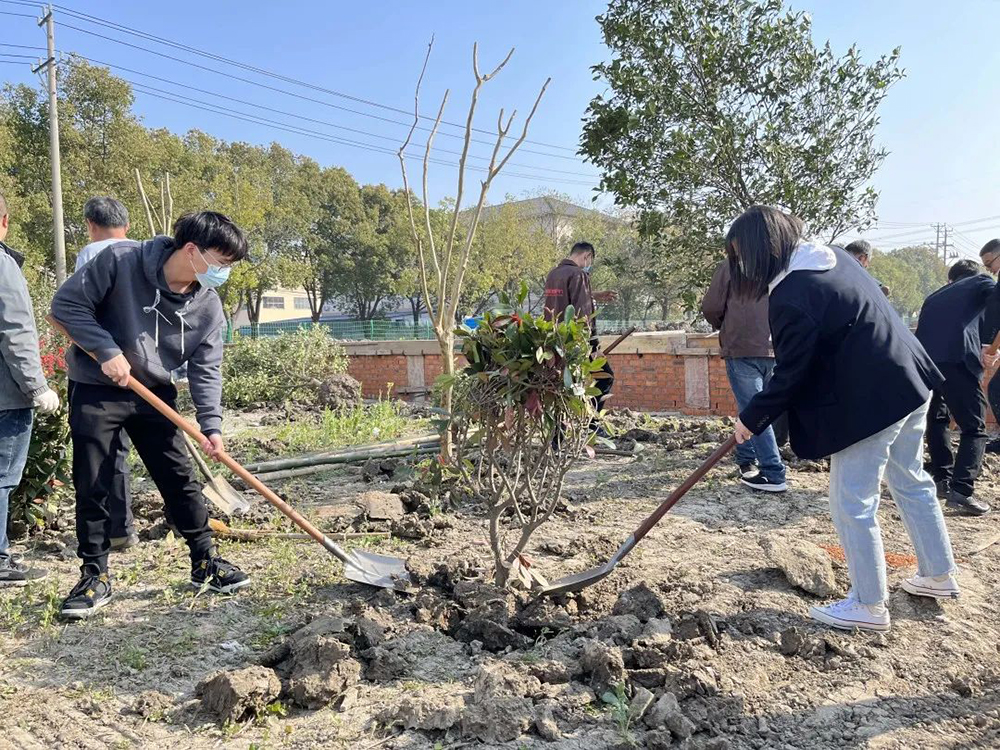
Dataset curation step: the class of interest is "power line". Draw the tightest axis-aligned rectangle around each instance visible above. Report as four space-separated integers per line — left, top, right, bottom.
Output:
50 50 597 180
50 3 580 154
40 22 585 165
127 83 597 187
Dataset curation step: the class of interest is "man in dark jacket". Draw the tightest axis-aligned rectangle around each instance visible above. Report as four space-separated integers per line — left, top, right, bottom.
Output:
51 211 252 619
844 240 890 296
544 242 616 429
702 261 787 492
916 252 1000 516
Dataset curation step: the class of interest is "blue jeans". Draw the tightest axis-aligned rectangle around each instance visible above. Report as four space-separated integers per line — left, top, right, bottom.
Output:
0 408 33 557
725 357 785 482
828 400 955 605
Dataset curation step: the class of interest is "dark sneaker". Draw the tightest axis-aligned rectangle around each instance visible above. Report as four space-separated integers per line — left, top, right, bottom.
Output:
935 479 950 500
192 556 251 594
986 438 1000 454
741 474 788 493
738 463 759 479
60 573 113 620
0 555 45 587
110 531 140 551
947 491 990 516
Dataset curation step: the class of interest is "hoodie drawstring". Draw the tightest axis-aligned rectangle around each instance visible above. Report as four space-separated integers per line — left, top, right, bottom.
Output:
142 290 172 352
175 301 191 358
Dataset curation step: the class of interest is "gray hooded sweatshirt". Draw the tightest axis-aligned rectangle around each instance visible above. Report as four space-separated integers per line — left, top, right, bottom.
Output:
51 236 225 434
0 246 49 411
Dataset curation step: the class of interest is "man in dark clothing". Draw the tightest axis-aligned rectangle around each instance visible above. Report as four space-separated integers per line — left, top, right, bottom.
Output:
544 242 616 428
51 211 252 619
702 260 787 492
845 240 890 296
915 251 1000 516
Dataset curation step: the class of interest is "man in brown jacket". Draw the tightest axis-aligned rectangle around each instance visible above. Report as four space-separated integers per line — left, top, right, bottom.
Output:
702 260 788 492
544 242 616 433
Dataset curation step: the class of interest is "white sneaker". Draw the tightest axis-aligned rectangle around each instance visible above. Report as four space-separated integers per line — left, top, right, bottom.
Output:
809 596 890 632
901 573 960 600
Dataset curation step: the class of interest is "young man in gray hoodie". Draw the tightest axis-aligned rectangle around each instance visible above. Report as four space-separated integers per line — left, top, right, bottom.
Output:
51 211 250 619
0 192 61 585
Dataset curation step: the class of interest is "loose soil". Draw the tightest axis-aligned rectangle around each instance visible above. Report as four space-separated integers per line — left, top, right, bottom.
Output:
3 413 1000 749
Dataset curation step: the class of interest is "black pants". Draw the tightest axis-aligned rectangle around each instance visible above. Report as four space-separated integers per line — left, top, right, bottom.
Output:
772 412 790 448
927 363 988 498
67 381 134 538
594 358 615 414
69 382 212 574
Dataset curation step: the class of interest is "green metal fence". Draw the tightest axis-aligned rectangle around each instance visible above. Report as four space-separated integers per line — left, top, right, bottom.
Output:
228 319 436 341
225 318 660 342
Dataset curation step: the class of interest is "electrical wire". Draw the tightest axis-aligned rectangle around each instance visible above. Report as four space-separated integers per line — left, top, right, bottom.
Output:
50 3 580 154
127 84 598 187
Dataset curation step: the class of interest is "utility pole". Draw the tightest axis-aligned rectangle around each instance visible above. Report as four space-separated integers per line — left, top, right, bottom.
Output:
934 223 942 263
942 224 954 263
32 5 66 286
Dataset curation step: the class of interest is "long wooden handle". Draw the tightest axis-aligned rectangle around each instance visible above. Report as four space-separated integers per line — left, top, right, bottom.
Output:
632 436 736 544
47 316 353 562
602 327 636 356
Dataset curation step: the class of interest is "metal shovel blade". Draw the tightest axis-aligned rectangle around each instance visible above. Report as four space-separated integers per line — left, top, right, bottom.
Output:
342 548 414 592
208 476 251 515
536 559 618 597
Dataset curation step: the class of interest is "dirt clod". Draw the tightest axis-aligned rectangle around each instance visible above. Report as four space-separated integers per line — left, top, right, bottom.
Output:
269 619 362 709
359 491 405 522
379 694 465 731
629 685 655 721
535 701 562 741
196 666 281 724
612 581 668 622
579 639 626 693
131 690 173 720
316 374 362 410
758 533 838 596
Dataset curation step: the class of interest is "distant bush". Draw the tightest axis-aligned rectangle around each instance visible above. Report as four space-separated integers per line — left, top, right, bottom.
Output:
222 326 349 408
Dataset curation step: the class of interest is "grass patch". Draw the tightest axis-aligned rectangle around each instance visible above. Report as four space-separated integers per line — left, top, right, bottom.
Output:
272 401 408 453
0 578 62 636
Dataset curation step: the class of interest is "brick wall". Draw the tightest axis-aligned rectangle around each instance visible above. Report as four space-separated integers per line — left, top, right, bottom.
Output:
341 333 999 425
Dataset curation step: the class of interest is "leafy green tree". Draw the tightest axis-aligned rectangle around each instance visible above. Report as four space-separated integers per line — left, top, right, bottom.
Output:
582 0 903 297
869 245 946 321
327 184 410 320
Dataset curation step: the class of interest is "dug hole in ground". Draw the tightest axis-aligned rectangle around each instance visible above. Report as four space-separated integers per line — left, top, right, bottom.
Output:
1 409 999 749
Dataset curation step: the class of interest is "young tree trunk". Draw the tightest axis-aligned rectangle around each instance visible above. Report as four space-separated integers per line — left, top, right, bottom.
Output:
437 328 455 458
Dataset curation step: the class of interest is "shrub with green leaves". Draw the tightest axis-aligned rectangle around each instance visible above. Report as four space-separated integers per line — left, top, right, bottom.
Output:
221 326 349 408
446 284 605 588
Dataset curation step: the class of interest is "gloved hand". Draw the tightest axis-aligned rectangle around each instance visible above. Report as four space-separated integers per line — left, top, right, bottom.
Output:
32 388 60 414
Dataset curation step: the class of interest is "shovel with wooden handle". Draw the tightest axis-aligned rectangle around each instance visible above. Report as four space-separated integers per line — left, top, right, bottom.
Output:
181 432 251 516
538 436 736 597
49 317 414 592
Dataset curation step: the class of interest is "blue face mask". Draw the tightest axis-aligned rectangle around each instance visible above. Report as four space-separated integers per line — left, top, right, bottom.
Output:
582 265 593 274
191 248 231 288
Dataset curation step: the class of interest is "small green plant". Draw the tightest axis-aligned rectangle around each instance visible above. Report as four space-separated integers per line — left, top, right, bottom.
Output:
119 642 149 671
602 681 635 746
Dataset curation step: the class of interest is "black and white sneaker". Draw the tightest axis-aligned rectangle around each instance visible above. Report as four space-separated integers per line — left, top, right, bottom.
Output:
934 479 950 500
60 572 113 620
741 474 788 493
192 556 251 594
738 463 759 479
0 554 45 587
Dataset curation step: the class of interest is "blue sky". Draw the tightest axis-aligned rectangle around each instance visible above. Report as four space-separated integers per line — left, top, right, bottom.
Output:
1 0 998 259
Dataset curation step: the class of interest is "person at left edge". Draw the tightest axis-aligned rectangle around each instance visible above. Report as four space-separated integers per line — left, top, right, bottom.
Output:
0 190 59 586
51 211 251 620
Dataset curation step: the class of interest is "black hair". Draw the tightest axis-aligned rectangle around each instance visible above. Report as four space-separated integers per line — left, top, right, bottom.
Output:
173 211 248 262
570 241 595 257
948 259 981 283
981 239 1000 257
83 196 129 228
726 205 804 299
845 240 872 260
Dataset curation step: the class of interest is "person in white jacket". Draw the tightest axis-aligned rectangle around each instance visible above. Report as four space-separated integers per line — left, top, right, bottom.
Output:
0 191 60 585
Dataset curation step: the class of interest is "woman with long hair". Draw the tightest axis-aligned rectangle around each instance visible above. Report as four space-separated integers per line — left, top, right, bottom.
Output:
728 205 957 632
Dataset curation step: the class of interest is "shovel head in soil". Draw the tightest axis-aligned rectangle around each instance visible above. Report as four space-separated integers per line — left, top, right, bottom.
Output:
538 437 736 597
341 548 414 591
